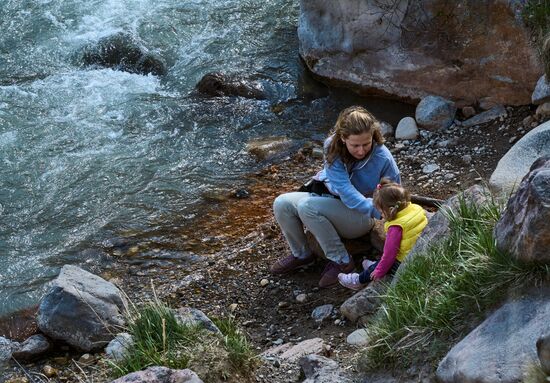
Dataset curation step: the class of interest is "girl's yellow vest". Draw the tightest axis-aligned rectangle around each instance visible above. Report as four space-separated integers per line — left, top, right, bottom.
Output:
383 203 428 262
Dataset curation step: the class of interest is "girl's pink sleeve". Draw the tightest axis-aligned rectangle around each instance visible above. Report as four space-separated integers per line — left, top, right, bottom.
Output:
371 225 402 279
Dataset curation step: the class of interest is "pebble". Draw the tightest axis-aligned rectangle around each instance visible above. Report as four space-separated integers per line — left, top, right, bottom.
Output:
43 365 58 378
295 293 307 303
347 328 369 346
422 163 439 174
509 136 517 144
311 304 334 322
229 303 238 311
278 301 290 309
260 279 269 287
273 338 284 345
78 353 94 365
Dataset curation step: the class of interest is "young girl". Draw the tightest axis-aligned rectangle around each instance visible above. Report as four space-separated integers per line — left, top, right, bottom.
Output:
338 178 428 290
270 106 400 288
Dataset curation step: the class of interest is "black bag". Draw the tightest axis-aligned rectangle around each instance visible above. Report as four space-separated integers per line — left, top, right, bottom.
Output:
299 179 338 198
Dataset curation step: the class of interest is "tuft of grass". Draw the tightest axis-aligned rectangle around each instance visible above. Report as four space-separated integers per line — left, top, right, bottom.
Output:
212 316 258 372
362 195 550 370
522 0 550 76
523 0 550 37
108 299 257 382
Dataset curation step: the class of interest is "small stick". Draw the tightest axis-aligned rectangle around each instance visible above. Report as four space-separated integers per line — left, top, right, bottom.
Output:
411 194 445 209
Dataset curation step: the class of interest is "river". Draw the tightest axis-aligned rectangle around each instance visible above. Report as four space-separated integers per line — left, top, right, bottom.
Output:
0 0 414 316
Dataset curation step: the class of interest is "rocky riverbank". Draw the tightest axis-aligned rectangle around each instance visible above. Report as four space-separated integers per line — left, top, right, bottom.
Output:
1 99 548 382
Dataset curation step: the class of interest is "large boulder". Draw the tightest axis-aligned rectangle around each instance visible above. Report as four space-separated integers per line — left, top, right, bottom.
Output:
489 120 550 195
298 0 541 106
436 291 550 383
494 156 550 263
110 366 203 383
80 32 167 76
415 95 456 131
37 265 126 352
196 72 266 99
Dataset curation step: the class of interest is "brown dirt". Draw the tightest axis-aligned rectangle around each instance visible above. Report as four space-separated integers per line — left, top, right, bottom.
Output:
2 105 547 383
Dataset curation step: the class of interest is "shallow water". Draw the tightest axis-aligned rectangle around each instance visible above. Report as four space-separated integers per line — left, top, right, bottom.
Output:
0 0 414 316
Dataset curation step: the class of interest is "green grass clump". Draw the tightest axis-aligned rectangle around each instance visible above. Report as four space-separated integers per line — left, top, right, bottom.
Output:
522 0 550 76
362 195 550 370
522 0 550 37
212 316 258 372
109 299 256 382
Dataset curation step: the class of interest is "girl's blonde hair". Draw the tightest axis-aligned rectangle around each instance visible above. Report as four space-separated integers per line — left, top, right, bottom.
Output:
373 178 410 221
326 106 384 166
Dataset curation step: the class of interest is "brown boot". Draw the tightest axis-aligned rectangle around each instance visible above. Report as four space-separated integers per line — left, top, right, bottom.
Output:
270 254 315 275
318 259 355 288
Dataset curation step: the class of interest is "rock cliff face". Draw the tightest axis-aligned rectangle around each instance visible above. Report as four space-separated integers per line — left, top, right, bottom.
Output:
298 0 542 107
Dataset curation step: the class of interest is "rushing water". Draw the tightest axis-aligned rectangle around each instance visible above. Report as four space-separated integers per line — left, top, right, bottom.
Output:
0 0 414 316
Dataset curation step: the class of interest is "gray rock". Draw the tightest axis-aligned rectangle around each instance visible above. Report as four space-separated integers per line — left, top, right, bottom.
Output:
299 354 353 383
110 366 203 383
532 75 550 105
174 307 220 334
489 120 550 195
536 102 550 118
105 333 134 362
261 338 325 363
80 32 166 76
340 280 387 323
380 121 395 138
422 163 439 174
415 95 456 131
311 304 333 322
0 336 17 366
37 265 126 352
395 117 419 140
494 156 550 263
537 332 550 375
12 334 51 361
246 136 292 161
461 106 476 118
437 291 550 383
346 328 369 346
461 105 507 128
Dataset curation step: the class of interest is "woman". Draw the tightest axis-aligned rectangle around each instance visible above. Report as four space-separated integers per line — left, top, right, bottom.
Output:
271 106 400 288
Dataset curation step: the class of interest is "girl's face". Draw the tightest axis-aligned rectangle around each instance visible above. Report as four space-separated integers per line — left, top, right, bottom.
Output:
342 132 373 160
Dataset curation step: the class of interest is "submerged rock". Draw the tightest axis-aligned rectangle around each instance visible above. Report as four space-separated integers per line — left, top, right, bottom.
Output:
79 32 167 76
196 72 265 99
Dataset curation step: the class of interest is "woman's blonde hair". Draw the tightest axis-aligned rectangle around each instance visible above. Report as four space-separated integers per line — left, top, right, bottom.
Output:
373 178 410 221
326 106 384 166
